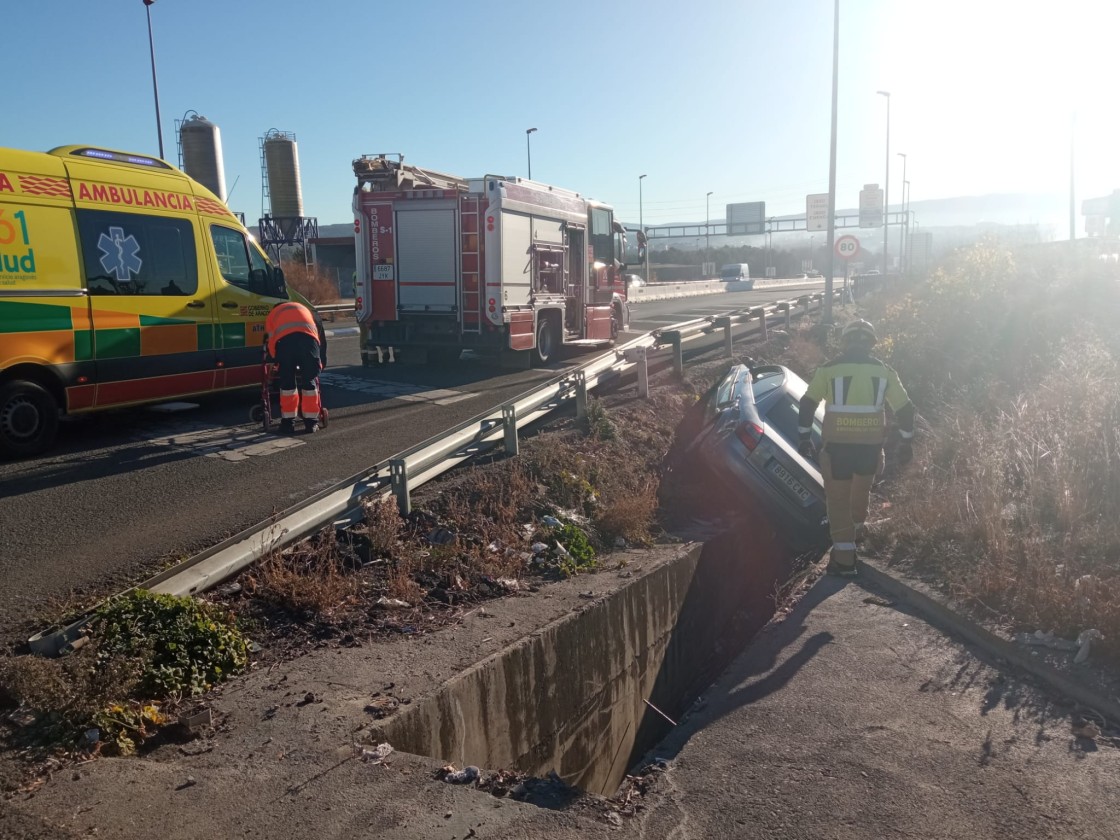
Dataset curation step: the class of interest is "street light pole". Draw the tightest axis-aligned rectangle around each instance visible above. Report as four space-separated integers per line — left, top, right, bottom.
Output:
525 127 537 179
896 152 907 273
766 219 773 276
1070 112 1076 240
824 0 839 324
639 174 648 280
903 179 911 274
143 0 165 160
877 90 891 276
705 191 713 277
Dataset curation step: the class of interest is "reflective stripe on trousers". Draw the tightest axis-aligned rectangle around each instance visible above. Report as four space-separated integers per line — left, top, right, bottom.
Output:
820 446 882 565
279 382 321 419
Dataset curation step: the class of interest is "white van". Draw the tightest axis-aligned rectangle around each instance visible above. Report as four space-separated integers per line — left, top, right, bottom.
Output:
720 263 753 288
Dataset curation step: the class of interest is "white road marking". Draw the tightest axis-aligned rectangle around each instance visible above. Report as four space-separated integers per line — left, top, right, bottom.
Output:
134 423 305 460
319 372 475 405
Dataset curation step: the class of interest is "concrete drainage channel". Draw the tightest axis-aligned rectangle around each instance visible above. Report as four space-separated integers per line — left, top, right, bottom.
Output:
370 522 797 797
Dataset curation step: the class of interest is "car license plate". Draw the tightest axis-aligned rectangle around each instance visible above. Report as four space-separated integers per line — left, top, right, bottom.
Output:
768 459 812 504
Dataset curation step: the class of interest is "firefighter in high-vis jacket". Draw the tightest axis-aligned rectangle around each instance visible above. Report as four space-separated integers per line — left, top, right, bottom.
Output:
264 301 327 434
797 319 914 576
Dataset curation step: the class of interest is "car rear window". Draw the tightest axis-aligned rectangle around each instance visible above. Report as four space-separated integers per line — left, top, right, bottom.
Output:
751 370 784 400
763 393 823 447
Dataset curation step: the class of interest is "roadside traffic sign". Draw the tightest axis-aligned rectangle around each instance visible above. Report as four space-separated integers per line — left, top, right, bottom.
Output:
835 235 860 260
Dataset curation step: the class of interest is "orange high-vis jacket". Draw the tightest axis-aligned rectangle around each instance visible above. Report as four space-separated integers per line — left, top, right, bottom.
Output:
264 301 319 359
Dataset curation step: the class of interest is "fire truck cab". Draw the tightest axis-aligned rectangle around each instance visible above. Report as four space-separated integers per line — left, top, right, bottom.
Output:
352 154 629 366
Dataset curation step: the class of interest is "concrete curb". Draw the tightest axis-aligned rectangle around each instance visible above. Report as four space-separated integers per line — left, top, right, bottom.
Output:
859 559 1120 723
324 326 360 338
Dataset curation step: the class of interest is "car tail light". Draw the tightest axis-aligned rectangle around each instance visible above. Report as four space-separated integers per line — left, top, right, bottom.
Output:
736 421 764 451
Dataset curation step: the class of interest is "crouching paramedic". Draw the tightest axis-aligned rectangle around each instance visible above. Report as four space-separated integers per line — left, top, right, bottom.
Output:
264 301 327 434
797 319 914 577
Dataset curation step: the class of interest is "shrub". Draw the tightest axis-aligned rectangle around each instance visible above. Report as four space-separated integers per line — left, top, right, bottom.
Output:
585 398 617 440
875 244 1120 661
92 590 248 698
281 261 341 304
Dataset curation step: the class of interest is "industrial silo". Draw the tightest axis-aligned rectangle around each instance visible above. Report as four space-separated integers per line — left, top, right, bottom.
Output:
179 113 227 201
263 129 304 217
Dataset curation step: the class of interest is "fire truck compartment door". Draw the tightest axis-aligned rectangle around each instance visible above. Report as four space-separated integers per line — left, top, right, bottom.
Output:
499 211 532 307
395 204 457 311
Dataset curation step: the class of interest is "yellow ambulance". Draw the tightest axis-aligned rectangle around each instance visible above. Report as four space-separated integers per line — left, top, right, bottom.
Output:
0 144 299 458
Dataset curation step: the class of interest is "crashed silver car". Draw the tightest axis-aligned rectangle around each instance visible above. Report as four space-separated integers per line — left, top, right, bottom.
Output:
666 363 829 551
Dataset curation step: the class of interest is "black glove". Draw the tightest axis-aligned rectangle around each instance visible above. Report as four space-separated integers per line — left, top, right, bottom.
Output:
797 439 816 460
897 440 913 464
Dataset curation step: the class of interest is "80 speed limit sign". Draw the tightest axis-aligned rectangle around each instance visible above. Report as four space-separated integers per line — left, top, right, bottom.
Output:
835 235 860 260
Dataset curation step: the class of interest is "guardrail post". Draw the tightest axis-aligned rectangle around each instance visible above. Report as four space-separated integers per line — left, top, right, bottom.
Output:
663 331 683 376
636 345 649 398
390 458 411 516
752 307 768 342
714 316 732 356
574 370 588 420
502 404 519 456
779 301 792 330
799 295 811 320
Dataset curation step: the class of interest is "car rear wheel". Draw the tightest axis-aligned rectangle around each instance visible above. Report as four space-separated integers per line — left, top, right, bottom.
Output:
0 379 60 459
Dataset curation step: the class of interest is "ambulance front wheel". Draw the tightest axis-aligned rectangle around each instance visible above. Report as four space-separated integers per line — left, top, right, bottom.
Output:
0 379 60 459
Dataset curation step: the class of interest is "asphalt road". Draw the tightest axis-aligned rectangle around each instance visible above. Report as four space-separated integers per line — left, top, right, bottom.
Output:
0 281 823 634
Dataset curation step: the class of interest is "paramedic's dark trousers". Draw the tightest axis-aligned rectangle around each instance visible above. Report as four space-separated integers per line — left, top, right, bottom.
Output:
819 443 883 567
275 333 321 419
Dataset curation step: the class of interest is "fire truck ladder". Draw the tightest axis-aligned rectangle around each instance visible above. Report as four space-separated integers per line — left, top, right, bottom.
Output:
460 195 483 334
353 154 468 193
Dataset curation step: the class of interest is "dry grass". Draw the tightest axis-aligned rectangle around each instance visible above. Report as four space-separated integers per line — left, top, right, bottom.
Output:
870 243 1120 663
244 536 362 619
225 381 693 632
282 261 341 304
592 482 659 546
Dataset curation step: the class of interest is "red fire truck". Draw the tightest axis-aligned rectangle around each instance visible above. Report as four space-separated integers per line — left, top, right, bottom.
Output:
352 154 630 366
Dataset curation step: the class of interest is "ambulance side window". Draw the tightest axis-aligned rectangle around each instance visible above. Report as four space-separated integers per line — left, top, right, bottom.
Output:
210 226 254 290
77 210 197 296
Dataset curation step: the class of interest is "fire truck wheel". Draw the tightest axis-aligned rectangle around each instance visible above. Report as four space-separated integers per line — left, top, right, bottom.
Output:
0 379 60 459
611 303 623 340
533 317 556 366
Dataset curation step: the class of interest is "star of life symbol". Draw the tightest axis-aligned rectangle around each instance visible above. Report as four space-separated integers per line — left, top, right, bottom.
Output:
97 226 143 281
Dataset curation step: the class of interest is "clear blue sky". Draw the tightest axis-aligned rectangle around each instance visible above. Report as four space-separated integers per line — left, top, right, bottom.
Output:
6 1 1116 227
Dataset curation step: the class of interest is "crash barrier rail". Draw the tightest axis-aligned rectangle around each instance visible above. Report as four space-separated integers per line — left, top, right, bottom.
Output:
313 302 357 322
30 287 865 655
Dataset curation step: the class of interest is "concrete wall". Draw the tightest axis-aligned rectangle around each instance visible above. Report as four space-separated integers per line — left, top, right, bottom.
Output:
373 529 791 795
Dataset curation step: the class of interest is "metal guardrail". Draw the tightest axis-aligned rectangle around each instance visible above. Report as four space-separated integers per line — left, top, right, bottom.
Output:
313 303 355 314
29 288 858 655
